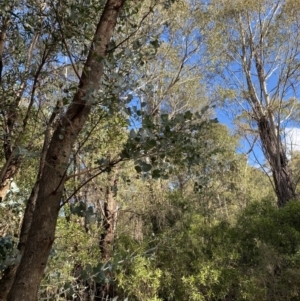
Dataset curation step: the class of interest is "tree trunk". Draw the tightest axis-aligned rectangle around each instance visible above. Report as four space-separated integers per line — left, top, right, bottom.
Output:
96 172 118 299
0 15 9 83
0 179 11 202
257 117 295 207
100 174 118 261
232 5 298 207
0 99 64 299
6 1 125 300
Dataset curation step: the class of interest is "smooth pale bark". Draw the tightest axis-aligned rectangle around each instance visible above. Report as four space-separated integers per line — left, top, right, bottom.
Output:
217 2 298 206
248 18 296 206
242 31 296 207
0 180 10 202
7 1 126 300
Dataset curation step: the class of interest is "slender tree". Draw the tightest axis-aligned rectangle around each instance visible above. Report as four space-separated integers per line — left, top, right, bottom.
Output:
200 0 300 206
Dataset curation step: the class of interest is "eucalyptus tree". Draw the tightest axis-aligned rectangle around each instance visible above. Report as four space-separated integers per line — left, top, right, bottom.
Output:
198 0 300 206
0 0 128 299
134 0 208 117
62 1 214 297
0 0 211 299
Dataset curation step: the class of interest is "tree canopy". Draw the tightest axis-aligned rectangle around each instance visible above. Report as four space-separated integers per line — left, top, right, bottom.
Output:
0 1 300 300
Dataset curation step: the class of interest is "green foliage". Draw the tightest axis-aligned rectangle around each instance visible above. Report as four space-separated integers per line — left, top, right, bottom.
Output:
0 186 26 275
0 236 18 274
122 110 215 180
2 1 299 301
155 200 300 301
117 255 162 301
39 216 102 299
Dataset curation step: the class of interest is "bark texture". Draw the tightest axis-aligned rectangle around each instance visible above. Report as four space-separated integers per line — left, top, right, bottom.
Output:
6 1 125 300
0 16 8 83
257 117 295 207
0 100 64 299
96 173 118 299
238 13 296 207
100 174 118 261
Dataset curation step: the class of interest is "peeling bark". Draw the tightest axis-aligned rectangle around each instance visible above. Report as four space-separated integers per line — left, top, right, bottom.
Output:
237 8 296 206
257 117 295 207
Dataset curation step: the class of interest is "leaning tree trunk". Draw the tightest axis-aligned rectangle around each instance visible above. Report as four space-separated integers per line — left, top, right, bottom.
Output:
257 117 295 207
0 102 57 299
6 1 126 300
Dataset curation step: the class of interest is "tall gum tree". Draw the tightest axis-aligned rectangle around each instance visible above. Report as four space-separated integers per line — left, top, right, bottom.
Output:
4 1 126 300
199 0 300 206
0 0 208 298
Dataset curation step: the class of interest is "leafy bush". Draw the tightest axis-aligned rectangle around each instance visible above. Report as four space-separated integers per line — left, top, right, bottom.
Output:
0 235 18 274
155 200 300 301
